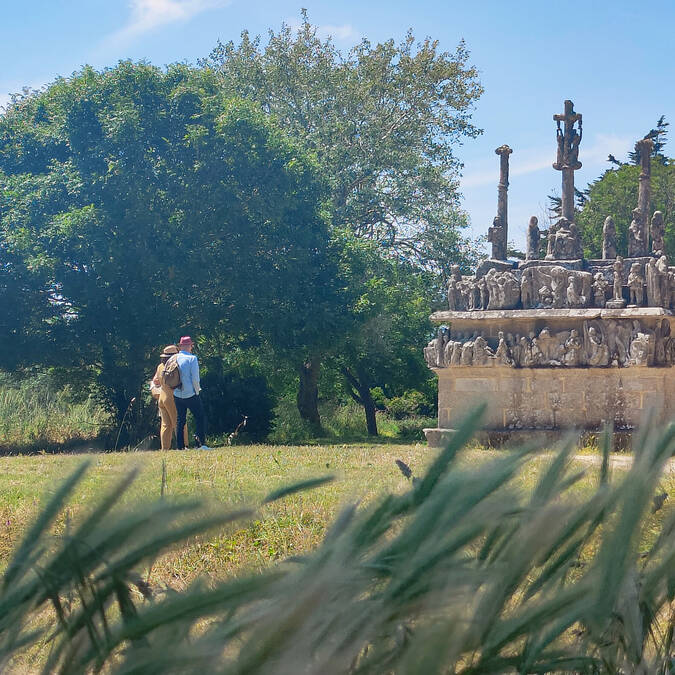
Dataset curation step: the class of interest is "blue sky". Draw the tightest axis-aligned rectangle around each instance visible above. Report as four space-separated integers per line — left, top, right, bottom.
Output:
2 0 673 250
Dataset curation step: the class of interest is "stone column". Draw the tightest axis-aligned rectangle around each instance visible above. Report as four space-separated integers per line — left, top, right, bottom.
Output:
636 138 654 249
491 145 512 260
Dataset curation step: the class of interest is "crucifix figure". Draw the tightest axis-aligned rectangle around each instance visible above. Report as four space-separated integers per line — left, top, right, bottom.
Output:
487 144 512 260
552 100 582 223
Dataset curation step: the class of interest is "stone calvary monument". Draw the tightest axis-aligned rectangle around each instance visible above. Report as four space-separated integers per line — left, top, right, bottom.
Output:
424 100 674 446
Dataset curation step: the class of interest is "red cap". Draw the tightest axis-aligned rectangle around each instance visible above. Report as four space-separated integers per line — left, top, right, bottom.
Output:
178 336 194 346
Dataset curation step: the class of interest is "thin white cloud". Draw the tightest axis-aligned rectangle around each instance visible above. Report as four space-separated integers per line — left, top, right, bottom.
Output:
461 133 635 189
103 0 231 49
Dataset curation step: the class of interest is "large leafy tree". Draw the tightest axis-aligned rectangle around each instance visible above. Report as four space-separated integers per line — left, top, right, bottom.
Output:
201 11 483 275
576 119 674 258
0 62 338 425
330 233 433 436
201 14 482 428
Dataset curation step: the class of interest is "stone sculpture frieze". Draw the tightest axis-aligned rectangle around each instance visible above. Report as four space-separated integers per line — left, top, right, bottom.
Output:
424 318 669 370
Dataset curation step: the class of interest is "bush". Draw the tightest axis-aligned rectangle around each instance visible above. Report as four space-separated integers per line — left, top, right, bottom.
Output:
385 389 435 419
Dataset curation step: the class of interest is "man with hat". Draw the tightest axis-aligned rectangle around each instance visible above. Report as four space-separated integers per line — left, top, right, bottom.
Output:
174 336 210 450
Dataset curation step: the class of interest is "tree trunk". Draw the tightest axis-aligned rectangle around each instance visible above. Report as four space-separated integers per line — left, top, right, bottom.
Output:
342 366 378 436
297 358 322 433
361 386 378 436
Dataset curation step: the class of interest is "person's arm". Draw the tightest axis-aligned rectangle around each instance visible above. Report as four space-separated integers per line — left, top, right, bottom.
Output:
192 356 201 395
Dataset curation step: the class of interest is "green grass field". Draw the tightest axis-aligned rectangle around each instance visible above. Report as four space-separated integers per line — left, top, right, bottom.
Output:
1 434 674 673
2 441 672 591
0 442 438 587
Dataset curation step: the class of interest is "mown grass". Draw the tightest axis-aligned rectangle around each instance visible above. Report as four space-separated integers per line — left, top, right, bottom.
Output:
1 440 672 591
2 414 674 673
0 442 438 587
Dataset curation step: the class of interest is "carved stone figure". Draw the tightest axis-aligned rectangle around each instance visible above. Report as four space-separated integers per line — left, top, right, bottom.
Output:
548 217 583 260
447 266 463 310
526 216 540 260
657 256 669 307
487 216 507 261
584 323 610 367
602 216 617 259
654 320 671 365
627 262 645 306
450 341 462 366
562 329 583 367
566 274 586 308
477 276 489 311
447 277 460 311
520 268 536 309
472 336 494 366
485 269 520 310
593 272 609 308
495 331 513 366
519 336 535 367
628 332 651 367
607 256 627 309
550 266 568 308
460 341 474 366
628 208 646 258
651 211 665 256
536 328 556 364
424 328 447 368
538 284 554 308
645 257 666 307
467 278 480 311
605 320 629 366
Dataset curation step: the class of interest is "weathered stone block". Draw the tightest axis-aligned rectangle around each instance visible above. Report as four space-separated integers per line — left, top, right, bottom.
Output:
454 377 498 392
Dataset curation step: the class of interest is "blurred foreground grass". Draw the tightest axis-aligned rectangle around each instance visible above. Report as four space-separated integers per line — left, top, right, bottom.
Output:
1 419 675 672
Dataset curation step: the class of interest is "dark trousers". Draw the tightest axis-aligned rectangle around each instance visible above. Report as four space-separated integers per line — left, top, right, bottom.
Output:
174 394 206 449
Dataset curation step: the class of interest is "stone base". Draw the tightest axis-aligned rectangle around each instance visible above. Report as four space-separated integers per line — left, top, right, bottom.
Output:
606 299 627 309
435 366 675 434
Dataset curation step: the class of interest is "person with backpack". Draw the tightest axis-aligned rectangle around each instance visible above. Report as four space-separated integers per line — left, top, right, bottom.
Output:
152 344 188 450
173 336 210 450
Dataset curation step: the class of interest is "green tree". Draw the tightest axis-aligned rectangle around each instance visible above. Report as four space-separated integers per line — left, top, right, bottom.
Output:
0 62 337 429
576 119 674 258
201 14 482 429
331 233 433 435
201 11 483 276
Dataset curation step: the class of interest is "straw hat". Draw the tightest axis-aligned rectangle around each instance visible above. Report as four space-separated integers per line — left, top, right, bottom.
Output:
160 344 179 358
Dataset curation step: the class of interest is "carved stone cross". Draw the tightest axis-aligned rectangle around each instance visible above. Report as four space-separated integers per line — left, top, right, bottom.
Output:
552 100 582 222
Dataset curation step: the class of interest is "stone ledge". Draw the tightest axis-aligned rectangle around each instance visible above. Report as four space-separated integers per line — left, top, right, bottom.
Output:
431 307 673 323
